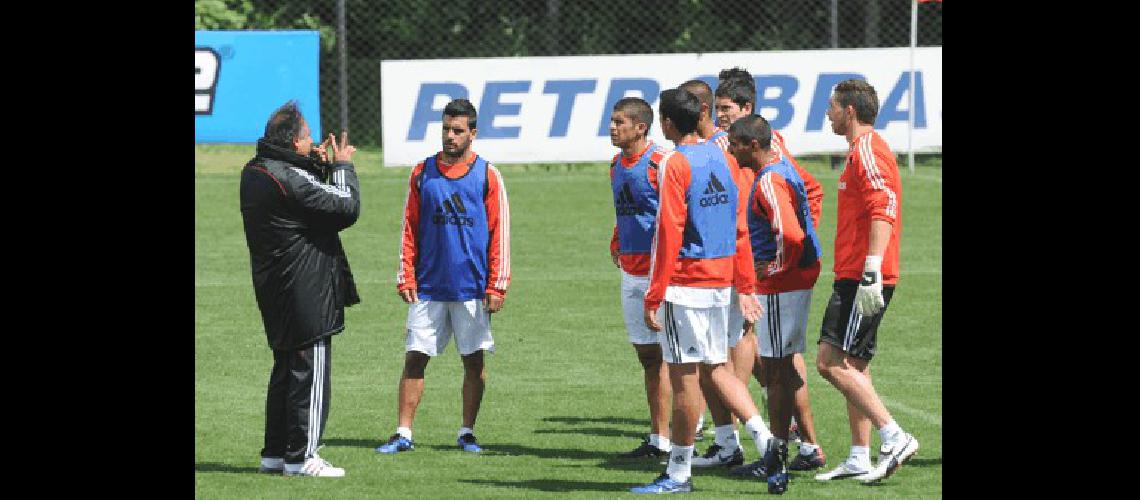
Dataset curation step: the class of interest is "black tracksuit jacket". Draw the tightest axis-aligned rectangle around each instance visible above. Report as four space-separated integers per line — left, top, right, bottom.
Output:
239 140 361 351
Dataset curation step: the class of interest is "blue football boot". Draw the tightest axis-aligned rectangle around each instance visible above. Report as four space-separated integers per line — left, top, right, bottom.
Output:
630 473 693 494
457 433 483 453
375 433 414 454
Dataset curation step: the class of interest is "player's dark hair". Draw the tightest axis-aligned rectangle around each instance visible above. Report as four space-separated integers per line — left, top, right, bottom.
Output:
715 68 756 108
614 97 654 136
727 114 772 151
833 79 879 125
443 98 478 130
658 88 701 135
679 79 714 111
263 100 307 149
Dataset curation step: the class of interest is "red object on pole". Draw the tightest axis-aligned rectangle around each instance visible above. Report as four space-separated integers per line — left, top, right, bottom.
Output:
917 0 942 3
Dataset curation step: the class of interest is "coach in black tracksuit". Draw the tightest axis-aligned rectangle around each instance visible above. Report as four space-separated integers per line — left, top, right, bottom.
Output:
239 101 360 476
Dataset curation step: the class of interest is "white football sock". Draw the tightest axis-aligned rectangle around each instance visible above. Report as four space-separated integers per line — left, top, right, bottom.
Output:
849 445 871 468
799 442 819 455
458 427 474 439
743 415 773 456
714 425 735 448
396 427 412 440
878 420 902 445
666 445 693 482
649 433 669 450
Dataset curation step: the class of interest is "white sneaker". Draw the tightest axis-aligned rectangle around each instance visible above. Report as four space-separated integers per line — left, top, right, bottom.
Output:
259 457 284 474
284 455 345 477
860 433 918 483
691 444 744 467
813 459 871 481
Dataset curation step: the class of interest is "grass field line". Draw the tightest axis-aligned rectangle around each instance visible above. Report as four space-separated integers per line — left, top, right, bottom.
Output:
195 269 943 288
880 395 942 428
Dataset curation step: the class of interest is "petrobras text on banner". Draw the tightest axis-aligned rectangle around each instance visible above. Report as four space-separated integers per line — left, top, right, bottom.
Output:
195 30 321 143
380 48 941 166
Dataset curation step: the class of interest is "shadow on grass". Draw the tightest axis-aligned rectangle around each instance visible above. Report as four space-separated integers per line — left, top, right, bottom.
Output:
422 442 614 460
195 462 262 474
459 478 637 493
321 437 382 449
533 427 644 439
542 415 649 426
906 457 942 467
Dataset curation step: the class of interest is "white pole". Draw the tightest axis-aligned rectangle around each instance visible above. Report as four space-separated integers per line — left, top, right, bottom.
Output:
908 0 917 174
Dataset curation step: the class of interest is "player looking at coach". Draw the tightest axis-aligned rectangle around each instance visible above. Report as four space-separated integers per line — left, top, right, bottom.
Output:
376 98 511 456
240 101 360 478
715 67 829 477
630 88 779 495
728 114 826 493
606 97 675 460
676 78 756 471
812 79 918 483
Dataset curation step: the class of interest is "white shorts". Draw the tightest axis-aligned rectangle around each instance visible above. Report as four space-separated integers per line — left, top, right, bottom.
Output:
756 289 813 358
621 272 658 345
405 299 494 357
658 301 729 365
726 289 754 348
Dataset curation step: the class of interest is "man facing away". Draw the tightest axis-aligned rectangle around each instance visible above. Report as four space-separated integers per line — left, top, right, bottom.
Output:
376 98 511 455
675 78 756 470
630 88 781 495
607 97 676 460
813 78 918 483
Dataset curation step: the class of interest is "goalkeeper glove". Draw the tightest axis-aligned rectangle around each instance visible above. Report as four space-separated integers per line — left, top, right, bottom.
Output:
855 255 885 315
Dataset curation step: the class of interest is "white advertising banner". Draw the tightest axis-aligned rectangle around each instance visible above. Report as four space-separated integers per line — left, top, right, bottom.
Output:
381 47 941 166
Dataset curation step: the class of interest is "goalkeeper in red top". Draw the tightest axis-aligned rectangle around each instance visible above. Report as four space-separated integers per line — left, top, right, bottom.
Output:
715 68 828 475
375 98 511 456
630 88 780 495
728 114 825 493
607 97 675 459
813 79 917 483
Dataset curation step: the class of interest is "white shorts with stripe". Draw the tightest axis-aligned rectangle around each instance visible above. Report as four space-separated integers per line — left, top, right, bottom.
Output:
405 299 494 357
757 289 813 358
621 271 658 345
658 301 730 365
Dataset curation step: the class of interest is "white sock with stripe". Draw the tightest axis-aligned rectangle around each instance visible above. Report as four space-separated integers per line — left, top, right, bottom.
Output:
666 445 693 482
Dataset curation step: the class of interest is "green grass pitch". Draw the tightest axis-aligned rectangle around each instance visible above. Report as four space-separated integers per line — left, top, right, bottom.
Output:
196 145 941 498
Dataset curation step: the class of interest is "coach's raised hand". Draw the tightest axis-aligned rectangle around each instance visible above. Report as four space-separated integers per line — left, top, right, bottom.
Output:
329 131 356 162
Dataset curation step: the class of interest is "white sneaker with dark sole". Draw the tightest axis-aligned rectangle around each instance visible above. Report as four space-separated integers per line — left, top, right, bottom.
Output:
259 457 284 474
860 433 918 483
813 460 871 481
283 455 345 477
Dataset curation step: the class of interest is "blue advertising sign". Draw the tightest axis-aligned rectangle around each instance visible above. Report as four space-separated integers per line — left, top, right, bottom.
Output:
195 30 321 143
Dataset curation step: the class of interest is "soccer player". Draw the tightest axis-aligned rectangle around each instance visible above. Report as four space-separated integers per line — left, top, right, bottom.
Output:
376 98 511 455
715 68 829 475
813 79 917 482
676 79 756 469
728 114 826 494
630 88 779 495
608 97 674 459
